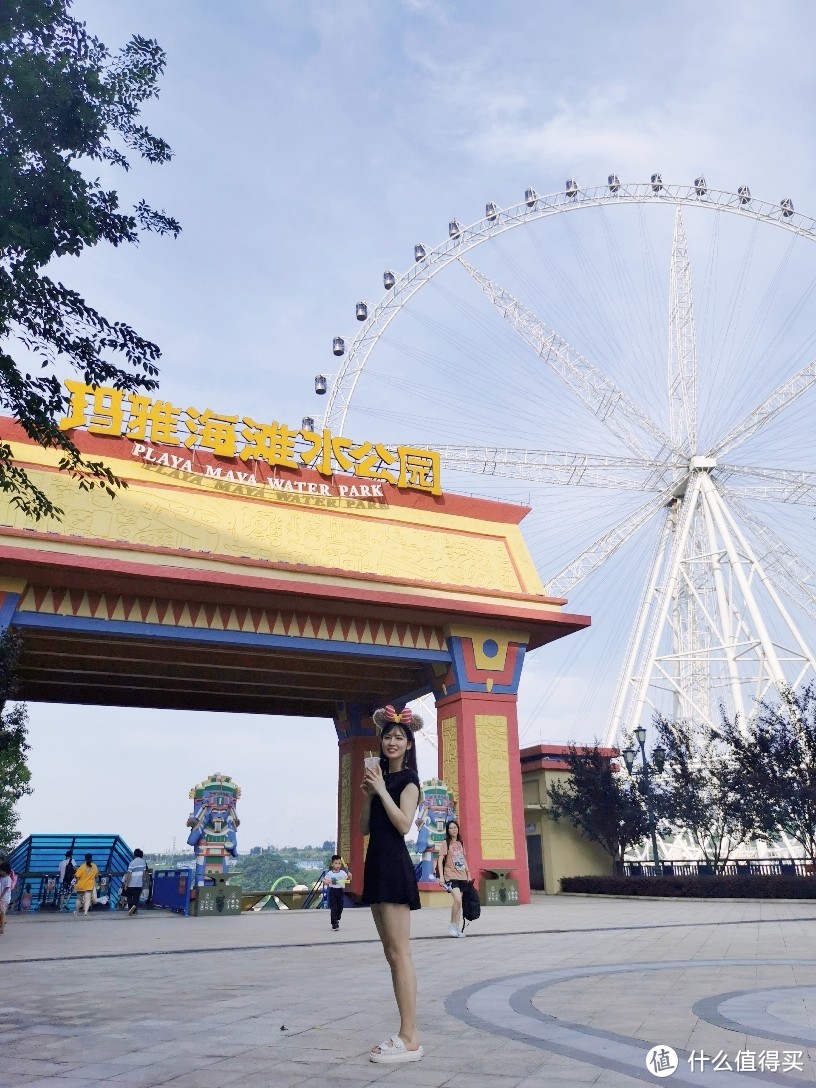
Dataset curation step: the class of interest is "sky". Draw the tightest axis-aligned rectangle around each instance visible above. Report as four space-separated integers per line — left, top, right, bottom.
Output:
12 0 816 851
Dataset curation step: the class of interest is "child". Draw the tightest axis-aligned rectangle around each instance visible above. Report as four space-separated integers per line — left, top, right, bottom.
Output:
0 862 12 934
323 855 351 931
20 883 32 912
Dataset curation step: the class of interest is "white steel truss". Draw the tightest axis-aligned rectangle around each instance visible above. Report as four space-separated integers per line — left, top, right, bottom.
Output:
458 259 678 461
667 210 697 457
324 183 816 861
603 470 816 746
323 182 816 435
625 831 812 865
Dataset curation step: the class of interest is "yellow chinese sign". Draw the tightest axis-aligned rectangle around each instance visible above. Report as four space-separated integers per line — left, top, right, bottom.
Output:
59 381 441 495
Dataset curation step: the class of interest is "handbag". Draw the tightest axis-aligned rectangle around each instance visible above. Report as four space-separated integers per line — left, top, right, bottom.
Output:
461 880 481 929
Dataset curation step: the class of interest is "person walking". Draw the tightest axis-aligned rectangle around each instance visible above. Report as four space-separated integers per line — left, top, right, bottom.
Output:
0 861 12 935
123 849 148 916
72 854 99 917
361 704 424 1065
437 819 472 937
323 855 351 931
58 850 75 912
19 884 32 912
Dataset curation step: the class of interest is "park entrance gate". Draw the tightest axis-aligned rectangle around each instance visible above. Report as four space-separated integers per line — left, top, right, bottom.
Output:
0 416 588 901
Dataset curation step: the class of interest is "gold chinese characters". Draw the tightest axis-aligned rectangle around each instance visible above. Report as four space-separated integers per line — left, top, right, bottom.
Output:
59 381 441 495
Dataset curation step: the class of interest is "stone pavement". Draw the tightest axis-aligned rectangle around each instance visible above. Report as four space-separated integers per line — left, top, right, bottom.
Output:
3 895 816 1086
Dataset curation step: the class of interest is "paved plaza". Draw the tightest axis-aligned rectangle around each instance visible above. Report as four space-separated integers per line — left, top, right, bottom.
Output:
3 895 816 1086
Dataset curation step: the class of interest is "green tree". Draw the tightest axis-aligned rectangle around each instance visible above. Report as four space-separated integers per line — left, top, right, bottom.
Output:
546 742 651 872
0 0 180 520
0 631 32 852
232 852 317 890
652 715 755 871
717 685 816 862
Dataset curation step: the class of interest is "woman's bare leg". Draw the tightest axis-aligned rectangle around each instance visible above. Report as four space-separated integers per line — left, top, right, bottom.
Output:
450 887 463 926
370 903 420 1052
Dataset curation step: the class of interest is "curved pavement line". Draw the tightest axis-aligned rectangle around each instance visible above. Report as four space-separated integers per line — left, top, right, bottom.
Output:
694 986 816 1049
446 959 816 1087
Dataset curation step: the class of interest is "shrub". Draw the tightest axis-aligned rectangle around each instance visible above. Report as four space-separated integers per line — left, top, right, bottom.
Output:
560 874 816 899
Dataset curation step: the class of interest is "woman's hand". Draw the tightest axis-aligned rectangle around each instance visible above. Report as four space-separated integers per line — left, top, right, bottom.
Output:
363 763 386 798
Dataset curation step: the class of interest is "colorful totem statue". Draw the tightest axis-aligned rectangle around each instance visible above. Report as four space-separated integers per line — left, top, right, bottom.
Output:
187 773 241 886
414 778 456 882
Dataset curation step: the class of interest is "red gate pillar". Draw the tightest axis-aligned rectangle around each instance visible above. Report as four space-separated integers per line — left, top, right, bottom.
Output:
435 627 531 904
334 704 379 900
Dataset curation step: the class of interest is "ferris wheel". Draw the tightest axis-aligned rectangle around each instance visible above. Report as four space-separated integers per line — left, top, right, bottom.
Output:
316 177 816 753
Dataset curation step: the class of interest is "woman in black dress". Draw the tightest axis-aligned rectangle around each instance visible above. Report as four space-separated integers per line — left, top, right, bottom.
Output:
361 704 424 1064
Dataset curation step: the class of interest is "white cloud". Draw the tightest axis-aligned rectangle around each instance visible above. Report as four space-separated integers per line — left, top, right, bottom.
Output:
10 0 816 850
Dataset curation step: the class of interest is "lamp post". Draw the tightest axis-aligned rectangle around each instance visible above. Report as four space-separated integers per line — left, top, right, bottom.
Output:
621 726 665 875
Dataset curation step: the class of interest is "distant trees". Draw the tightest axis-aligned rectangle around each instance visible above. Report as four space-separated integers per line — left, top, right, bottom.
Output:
716 685 816 864
142 846 331 889
546 743 652 871
0 631 32 853
233 851 317 890
552 685 816 870
652 715 755 869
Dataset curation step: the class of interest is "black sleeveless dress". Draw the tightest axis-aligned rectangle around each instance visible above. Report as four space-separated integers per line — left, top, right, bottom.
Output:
362 767 421 910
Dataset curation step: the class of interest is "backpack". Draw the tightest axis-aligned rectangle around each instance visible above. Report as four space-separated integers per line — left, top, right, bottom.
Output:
461 881 481 929
64 859 76 883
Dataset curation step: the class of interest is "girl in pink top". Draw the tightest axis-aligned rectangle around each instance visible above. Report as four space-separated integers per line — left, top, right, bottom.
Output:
436 819 471 937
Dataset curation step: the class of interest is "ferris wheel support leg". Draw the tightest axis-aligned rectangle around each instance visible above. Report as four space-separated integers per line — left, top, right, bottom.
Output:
622 475 704 742
604 510 673 748
699 483 746 724
700 477 787 686
711 483 816 676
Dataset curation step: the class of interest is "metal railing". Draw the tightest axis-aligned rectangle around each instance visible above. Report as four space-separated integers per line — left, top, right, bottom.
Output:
10 870 153 912
623 860 815 877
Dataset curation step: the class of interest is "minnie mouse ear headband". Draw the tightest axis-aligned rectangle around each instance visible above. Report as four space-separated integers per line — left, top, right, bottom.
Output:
373 704 424 734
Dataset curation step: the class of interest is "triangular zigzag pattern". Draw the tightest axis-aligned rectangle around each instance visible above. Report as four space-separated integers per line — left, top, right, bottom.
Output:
18 588 444 650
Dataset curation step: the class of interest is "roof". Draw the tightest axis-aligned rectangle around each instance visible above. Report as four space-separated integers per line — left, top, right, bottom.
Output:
519 743 619 773
9 834 133 875
0 420 590 716
7 834 133 911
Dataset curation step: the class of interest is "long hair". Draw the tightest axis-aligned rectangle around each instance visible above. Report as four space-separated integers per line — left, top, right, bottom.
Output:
379 724 419 775
445 819 464 853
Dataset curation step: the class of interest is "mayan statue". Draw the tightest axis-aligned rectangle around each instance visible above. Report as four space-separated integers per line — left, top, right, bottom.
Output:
414 778 456 882
186 773 241 885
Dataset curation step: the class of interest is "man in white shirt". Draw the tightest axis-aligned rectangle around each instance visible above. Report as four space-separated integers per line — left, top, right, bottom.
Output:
58 851 74 912
123 849 148 916
0 862 12 934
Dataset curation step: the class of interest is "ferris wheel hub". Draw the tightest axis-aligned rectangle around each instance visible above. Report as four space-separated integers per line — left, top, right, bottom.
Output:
689 456 717 471
323 179 816 767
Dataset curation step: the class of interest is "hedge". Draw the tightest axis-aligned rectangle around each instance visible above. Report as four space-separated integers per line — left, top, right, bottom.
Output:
560 874 816 899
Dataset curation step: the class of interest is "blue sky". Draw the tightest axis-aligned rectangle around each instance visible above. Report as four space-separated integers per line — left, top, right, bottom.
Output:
15 1 816 851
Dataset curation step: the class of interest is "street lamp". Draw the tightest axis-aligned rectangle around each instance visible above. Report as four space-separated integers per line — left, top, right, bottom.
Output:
621 728 666 874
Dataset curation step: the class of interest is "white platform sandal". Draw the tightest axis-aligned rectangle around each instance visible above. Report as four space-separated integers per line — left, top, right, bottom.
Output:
369 1035 424 1063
